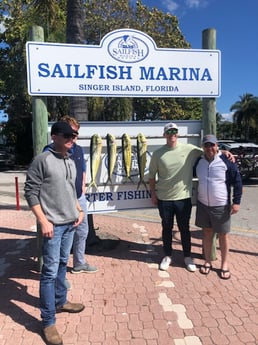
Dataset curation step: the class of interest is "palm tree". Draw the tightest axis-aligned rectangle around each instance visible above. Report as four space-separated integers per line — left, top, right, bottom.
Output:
230 93 258 141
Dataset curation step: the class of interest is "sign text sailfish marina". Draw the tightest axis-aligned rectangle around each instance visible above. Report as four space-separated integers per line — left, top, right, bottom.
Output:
37 63 213 81
26 28 221 97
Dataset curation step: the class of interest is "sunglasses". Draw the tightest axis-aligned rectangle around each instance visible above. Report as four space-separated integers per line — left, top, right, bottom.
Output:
203 142 216 148
57 133 77 139
166 129 178 135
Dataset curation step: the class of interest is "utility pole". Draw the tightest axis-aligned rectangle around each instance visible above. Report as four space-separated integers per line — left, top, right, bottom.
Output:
202 28 217 135
202 28 217 261
30 26 48 270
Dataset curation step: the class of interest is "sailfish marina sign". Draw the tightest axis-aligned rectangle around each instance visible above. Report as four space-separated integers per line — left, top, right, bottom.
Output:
26 28 221 97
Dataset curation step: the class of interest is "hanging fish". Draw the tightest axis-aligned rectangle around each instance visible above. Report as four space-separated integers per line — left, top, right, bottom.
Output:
88 134 102 189
121 133 133 183
105 133 117 185
136 133 148 190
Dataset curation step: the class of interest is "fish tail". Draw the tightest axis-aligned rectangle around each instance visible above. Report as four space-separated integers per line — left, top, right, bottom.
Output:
137 180 147 190
128 176 134 183
105 176 113 185
87 180 98 190
122 176 134 184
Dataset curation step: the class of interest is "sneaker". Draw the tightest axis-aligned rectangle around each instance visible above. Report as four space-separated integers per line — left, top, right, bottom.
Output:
71 263 98 274
159 256 172 271
43 325 63 345
56 301 85 313
184 257 196 272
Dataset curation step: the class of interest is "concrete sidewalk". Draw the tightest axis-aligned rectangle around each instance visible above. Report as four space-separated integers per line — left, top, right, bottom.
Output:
0 205 258 344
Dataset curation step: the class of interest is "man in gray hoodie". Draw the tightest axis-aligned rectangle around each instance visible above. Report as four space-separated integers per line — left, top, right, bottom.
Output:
24 121 85 345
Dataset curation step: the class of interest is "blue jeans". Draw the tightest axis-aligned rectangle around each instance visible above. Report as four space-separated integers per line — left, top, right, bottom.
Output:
40 223 75 328
73 194 89 268
157 198 192 257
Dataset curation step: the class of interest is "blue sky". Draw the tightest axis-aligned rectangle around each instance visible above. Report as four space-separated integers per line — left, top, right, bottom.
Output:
141 0 258 119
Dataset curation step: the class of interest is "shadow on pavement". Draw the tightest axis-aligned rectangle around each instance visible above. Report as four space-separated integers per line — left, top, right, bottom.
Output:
84 228 204 269
0 236 42 337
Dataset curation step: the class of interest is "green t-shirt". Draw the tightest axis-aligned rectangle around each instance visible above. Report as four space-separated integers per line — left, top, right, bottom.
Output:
149 142 202 200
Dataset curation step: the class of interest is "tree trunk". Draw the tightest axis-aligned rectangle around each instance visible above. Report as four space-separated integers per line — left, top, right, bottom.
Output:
66 0 97 245
66 0 88 120
69 97 88 121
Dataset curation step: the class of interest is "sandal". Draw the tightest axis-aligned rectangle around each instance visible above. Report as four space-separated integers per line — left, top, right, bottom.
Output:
200 264 212 275
220 269 231 280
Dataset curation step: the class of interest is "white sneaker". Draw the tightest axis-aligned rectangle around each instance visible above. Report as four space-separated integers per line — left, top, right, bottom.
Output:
184 257 196 272
159 256 172 271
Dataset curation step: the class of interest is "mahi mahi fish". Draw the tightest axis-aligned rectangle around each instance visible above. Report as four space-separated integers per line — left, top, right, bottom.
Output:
88 134 102 189
136 133 147 190
121 133 132 182
105 133 117 185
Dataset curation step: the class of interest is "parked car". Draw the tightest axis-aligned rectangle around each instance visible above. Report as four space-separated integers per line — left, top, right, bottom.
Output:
218 142 258 180
217 140 236 149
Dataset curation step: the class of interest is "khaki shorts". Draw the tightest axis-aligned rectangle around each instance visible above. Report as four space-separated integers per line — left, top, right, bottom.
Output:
195 201 231 233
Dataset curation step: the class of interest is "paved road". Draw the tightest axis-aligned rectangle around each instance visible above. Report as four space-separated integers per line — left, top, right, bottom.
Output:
2 169 257 237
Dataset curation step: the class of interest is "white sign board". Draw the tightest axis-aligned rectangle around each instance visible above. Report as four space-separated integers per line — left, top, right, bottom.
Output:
48 121 201 213
27 28 220 97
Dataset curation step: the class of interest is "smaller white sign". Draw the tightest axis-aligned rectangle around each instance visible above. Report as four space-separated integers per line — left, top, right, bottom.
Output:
27 28 221 97
86 184 153 213
48 121 201 213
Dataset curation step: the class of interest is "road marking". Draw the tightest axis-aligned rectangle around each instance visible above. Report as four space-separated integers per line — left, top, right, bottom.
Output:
174 336 203 345
132 222 202 343
158 292 193 329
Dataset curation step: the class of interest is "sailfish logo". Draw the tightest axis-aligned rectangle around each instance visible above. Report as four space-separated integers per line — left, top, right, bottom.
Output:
118 35 138 49
108 34 149 63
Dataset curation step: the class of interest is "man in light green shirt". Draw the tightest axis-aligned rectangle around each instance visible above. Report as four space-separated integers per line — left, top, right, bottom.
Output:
149 122 202 272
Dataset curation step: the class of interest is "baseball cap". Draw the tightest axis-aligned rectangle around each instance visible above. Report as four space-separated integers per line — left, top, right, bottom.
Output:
202 134 218 145
163 122 178 134
51 121 75 136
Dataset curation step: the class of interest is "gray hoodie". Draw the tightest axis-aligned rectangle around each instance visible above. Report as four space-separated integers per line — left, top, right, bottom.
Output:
24 149 79 225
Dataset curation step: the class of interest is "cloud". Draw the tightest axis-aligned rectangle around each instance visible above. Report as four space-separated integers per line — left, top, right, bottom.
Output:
185 0 208 8
162 0 179 12
161 0 209 13
221 113 233 122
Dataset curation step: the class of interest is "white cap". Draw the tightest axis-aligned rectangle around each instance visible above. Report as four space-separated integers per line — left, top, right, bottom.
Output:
164 122 178 134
